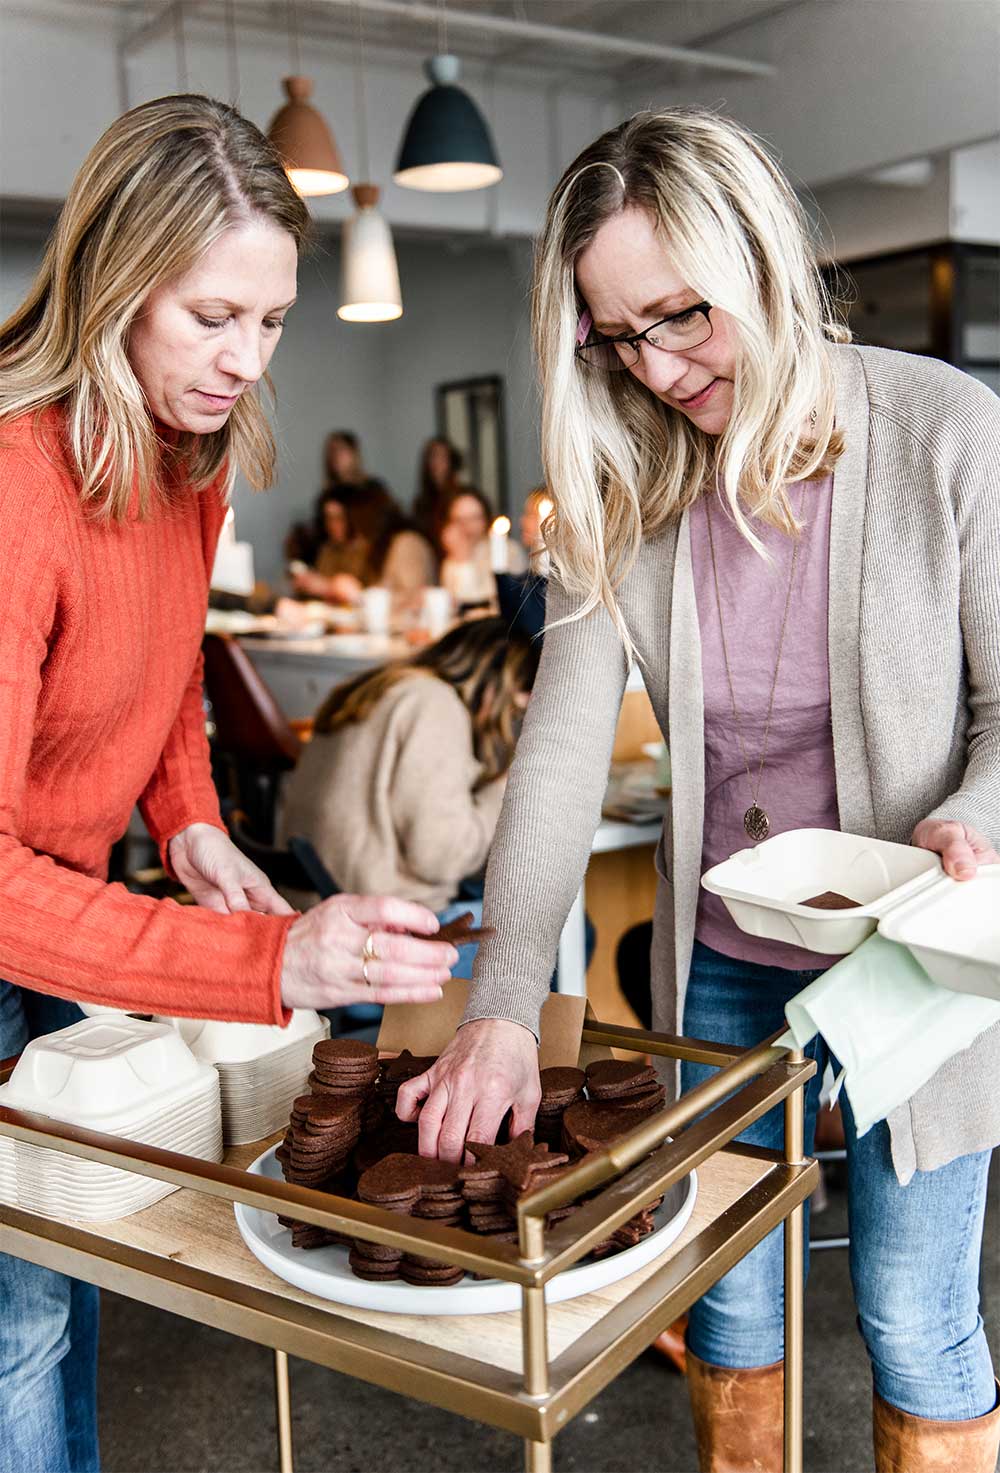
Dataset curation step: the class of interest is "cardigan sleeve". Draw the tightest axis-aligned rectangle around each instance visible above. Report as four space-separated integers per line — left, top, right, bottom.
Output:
461 574 629 1037
924 382 1000 846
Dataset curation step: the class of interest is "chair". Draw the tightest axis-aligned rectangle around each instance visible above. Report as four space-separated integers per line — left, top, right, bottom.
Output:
202 633 302 842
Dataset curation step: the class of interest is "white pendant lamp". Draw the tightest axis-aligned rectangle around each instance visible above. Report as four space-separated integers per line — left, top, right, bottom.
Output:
338 2 402 322
339 184 402 322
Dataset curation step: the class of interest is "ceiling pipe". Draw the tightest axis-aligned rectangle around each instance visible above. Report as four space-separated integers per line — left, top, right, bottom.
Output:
123 0 775 78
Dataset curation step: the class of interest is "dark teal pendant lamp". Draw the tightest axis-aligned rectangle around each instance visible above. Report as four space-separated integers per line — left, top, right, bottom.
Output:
393 54 502 192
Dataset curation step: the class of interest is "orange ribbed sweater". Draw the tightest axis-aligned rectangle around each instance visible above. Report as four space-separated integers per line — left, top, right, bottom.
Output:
0 407 292 1023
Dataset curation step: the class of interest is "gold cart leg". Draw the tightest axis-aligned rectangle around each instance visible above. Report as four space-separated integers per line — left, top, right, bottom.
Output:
273 1348 294 1473
524 1436 553 1472
783 1049 806 1473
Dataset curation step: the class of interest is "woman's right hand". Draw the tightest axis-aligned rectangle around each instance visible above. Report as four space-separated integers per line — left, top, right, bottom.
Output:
396 1018 541 1161
280 894 458 1011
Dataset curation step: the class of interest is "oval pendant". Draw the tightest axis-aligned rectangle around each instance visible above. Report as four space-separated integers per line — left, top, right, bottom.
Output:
744 805 770 842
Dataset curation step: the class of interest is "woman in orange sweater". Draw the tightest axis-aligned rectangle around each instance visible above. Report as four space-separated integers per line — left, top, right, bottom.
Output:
0 97 456 1473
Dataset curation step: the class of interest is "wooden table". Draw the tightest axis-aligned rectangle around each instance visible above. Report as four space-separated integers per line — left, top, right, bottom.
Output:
0 1024 817 1473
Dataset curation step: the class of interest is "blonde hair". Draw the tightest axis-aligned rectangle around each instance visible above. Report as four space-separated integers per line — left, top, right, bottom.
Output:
533 107 849 649
0 94 310 520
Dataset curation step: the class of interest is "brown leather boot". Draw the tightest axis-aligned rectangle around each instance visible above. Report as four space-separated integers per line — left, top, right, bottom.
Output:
873 1381 1000 1472
686 1349 784 1472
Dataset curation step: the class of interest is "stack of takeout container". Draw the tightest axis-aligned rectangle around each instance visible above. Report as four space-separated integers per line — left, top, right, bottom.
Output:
702 828 1000 1000
154 1010 330 1145
0 1016 222 1221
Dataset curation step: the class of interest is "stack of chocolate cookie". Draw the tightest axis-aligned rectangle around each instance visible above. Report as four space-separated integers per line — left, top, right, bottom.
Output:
460 1133 572 1243
590 1196 666 1258
376 1049 436 1115
352 1154 464 1285
534 1067 586 1150
584 1060 666 1114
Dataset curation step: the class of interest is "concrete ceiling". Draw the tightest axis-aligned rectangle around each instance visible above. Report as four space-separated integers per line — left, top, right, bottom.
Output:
18 0 807 83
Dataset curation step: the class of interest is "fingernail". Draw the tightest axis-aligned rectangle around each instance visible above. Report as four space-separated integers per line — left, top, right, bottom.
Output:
956 864 975 878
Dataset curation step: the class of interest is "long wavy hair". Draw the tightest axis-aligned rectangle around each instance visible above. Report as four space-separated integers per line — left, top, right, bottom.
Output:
0 94 310 520
314 618 540 786
533 107 849 650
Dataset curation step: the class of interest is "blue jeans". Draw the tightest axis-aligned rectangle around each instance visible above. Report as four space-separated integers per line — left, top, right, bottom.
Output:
682 940 996 1421
0 983 101 1473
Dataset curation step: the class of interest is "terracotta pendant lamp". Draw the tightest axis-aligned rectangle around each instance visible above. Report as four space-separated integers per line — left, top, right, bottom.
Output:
339 3 402 321
267 1 349 197
393 53 502 192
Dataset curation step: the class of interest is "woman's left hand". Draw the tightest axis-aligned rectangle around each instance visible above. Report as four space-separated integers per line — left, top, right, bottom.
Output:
167 823 295 915
911 818 1000 881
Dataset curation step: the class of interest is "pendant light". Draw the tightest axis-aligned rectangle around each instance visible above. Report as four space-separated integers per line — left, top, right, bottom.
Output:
267 0 349 197
393 4 501 192
339 3 402 321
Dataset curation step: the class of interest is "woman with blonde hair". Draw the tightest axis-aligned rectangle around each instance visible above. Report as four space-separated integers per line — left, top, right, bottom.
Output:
397 108 1000 1471
281 617 540 976
0 95 456 1472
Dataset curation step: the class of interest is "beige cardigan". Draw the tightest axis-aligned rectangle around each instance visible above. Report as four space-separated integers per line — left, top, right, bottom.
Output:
280 674 506 912
464 343 1000 1184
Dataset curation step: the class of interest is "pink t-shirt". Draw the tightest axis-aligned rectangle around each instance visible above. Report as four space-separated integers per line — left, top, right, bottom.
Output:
689 475 844 970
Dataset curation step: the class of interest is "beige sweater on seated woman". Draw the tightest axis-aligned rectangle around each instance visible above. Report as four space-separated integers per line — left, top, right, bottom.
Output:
279 673 506 912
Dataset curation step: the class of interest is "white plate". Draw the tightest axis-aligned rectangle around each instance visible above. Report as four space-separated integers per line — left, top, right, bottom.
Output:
235 1146 697 1317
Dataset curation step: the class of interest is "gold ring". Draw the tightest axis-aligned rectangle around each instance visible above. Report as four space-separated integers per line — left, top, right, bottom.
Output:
363 932 379 962
362 957 372 987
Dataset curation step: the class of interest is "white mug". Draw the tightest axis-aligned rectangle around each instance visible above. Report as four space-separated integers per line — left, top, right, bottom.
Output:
361 585 392 635
422 586 453 639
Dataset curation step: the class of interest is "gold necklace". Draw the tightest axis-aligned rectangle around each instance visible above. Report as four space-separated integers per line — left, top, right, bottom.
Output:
704 488 803 842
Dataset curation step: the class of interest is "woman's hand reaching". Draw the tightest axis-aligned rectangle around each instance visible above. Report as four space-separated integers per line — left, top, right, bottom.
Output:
280 894 458 1012
168 823 294 915
396 1018 541 1162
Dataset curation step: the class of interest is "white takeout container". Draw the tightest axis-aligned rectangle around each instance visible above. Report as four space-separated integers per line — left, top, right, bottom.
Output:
0 1017 223 1220
879 865 1000 1000
157 1008 324 1064
0 1016 211 1123
152 1010 330 1145
702 830 1000 1001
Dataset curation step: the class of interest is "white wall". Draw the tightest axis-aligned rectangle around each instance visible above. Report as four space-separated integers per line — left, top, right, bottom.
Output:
809 157 953 263
951 138 1000 243
651 0 1000 188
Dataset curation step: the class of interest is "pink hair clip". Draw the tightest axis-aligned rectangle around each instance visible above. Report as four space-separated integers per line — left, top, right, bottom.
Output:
575 309 593 346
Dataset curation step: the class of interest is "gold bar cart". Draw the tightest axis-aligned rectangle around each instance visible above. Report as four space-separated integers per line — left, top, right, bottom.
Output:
0 1022 816 1473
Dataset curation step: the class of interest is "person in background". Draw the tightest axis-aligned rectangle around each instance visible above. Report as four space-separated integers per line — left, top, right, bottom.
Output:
290 486 370 603
412 435 464 552
280 619 540 978
439 488 528 610
0 94 456 1473
286 430 390 588
292 483 435 611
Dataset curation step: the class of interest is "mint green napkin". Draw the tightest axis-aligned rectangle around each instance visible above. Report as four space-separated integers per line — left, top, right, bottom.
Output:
779 933 1000 1138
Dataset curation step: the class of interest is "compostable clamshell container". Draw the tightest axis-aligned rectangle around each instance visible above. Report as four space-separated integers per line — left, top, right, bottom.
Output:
702 830 1000 1001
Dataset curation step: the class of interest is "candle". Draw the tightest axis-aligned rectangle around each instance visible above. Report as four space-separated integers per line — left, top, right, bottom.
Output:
489 515 511 573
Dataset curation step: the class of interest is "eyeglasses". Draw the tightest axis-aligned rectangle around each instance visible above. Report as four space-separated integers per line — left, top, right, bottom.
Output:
575 301 714 371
